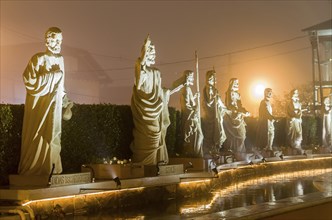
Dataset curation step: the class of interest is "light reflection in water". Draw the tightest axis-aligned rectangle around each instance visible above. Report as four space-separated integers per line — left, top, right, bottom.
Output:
180 168 332 216
86 168 332 219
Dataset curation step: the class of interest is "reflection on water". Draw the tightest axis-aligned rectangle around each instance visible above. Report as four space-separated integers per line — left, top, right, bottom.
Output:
85 169 332 219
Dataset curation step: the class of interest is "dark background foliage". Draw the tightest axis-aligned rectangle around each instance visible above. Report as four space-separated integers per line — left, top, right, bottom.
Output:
0 104 321 185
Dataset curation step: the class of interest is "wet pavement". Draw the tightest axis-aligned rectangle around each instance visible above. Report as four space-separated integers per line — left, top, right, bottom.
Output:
83 169 332 219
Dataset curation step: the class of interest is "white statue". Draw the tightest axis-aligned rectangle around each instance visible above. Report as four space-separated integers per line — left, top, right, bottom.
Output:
130 36 173 165
179 70 203 157
322 95 332 149
286 89 303 153
18 27 73 176
223 78 250 158
255 88 277 151
201 70 229 154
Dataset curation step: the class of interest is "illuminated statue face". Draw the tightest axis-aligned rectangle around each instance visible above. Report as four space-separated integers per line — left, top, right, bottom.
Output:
145 44 156 66
291 89 299 101
141 37 156 67
230 79 239 91
323 97 330 106
186 71 194 86
46 32 62 54
208 75 216 86
265 89 272 99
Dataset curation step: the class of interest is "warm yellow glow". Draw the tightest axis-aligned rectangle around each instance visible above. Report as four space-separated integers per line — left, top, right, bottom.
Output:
22 195 75 206
252 82 266 100
180 168 332 215
22 187 145 207
179 179 211 185
82 187 145 197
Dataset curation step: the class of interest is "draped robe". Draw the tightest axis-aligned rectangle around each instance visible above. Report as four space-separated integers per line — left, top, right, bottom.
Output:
255 99 275 150
223 90 248 153
131 60 170 165
19 52 66 175
202 86 227 153
286 100 302 149
322 103 332 148
179 86 203 157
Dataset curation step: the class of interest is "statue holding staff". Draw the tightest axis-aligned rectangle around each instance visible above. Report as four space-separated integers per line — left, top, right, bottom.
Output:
178 70 204 157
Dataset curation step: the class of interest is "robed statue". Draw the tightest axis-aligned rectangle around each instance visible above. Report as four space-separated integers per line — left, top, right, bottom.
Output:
130 36 181 165
255 88 277 151
322 95 332 149
286 89 303 153
177 70 204 157
18 27 73 176
201 70 229 155
223 78 250 159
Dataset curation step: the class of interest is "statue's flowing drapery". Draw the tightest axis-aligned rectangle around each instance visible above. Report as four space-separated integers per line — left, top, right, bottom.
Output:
131 65 170 165
223 90 247 153
322 103 332 148
19 53 66 175
286 100 302 149
202 86 227 153
180 86 203 157
255 99 275 150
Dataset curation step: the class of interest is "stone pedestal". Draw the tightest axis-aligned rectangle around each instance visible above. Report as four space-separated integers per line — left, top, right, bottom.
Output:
168 158 205 172
285 147 302 156
318 147 331 154
9 172 91 187
144 164 184 177
261 150 274 158
81 163 144 180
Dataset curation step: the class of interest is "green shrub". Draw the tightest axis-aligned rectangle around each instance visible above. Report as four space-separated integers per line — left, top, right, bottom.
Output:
0 104 322 186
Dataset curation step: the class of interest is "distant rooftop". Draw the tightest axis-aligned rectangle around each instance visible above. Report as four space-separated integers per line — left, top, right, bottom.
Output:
302 19 332 32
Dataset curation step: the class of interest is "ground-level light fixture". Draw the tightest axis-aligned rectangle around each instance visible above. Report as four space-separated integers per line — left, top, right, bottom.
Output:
81 164 95 183
113 177 121 189
185 162 194 173
212 167 218 176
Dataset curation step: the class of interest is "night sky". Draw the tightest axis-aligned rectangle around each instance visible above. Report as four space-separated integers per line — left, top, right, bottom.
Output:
1 0 331 115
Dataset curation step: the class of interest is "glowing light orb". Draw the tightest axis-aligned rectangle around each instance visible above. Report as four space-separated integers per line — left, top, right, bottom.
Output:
253 83 265 99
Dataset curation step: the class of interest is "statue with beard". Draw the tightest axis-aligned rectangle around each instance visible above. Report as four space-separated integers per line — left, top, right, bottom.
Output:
131 36 180 165
255 88 277 151
18 27 73 176
223 78 250 160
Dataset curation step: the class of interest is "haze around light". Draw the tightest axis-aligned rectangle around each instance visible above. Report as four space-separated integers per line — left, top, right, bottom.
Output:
0 1 331 116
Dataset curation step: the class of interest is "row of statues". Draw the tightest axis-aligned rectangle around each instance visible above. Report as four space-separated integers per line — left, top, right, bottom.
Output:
130 36 332 165
18 29 332 176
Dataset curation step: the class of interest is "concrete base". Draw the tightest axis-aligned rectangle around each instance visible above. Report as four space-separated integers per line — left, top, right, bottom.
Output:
168 157 205 172
318 147 331 154
0 157 331 219
9 172 91 187
81 163 144 180
144 164 184 177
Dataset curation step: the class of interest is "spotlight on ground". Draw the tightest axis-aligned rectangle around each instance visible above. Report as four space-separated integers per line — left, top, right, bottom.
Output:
81 164 95 183
185 162 194 173
156 160 165 176
48 163 55 186
212 167 218 176
113 177 121 189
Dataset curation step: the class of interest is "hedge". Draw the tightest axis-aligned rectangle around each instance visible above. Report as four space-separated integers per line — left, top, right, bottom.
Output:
0 104 321 185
